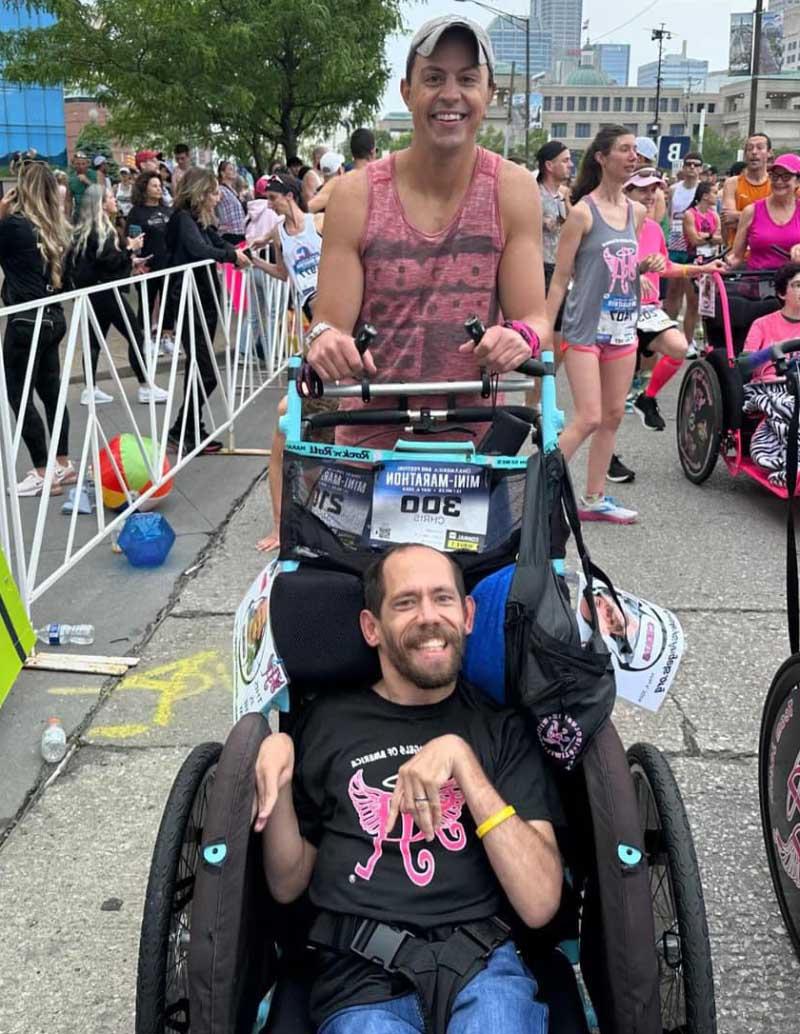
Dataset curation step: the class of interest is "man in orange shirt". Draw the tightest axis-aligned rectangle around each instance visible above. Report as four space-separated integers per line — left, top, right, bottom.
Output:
722 132 772 246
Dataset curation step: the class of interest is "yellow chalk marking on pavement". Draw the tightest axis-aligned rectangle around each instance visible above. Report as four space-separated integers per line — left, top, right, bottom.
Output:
90 723 151 739
47 648 228 739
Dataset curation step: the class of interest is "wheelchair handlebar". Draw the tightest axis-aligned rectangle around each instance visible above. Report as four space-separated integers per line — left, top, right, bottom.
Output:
304 404 539 431
735 338 800 374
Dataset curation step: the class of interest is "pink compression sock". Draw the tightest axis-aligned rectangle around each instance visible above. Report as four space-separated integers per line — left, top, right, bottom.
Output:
645 355 683 399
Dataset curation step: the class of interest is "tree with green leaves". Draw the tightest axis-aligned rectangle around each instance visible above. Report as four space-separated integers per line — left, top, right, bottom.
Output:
0 0 403 173
694 128 744 174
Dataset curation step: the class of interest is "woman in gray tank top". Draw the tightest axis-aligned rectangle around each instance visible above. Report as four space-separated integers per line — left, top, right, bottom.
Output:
546 125 645 525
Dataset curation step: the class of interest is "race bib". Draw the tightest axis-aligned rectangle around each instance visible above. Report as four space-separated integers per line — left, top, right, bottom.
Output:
697 243 717 259
309 466 371 546
637 305 676 335
698 275 717 319
370 461 490 552
597 293 638 346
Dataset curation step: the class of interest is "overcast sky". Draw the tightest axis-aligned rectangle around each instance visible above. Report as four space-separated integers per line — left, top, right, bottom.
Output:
381 0 744 113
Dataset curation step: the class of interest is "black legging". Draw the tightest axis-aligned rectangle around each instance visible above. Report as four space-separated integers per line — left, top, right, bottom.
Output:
85 288 147 385
169 285 219 441
4 307 69 468
136 271 170 338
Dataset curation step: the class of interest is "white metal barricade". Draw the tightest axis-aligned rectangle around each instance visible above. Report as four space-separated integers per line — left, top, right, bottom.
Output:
0 257 301 614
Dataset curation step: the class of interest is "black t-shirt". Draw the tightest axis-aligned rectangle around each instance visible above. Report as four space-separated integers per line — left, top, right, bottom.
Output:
126 203 171 270
292 682 562 1024
0 214 54 306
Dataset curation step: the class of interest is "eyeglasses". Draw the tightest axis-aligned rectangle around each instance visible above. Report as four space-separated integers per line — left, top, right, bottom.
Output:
770 169 796 182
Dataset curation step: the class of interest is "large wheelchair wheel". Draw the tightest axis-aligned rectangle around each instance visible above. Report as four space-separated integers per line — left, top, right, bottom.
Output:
677 360 723 485
759 654 800 960
136 741 223 1034
627 743 717 1034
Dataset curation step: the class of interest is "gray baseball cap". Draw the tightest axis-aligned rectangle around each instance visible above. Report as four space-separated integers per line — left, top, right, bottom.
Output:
407 15 496 79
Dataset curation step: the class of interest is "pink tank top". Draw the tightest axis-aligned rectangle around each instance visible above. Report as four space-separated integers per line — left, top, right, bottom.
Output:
747 198 800 270
337 148 504 447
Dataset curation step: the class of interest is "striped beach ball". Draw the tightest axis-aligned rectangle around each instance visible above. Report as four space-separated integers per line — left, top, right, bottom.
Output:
99 434 172 510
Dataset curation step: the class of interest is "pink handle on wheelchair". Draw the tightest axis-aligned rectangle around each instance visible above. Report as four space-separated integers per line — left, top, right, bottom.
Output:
711 271 734 365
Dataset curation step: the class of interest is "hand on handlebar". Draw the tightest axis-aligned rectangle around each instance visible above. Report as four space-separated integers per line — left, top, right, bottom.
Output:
458 323 532 374
639 253 666 273
306 327 377 381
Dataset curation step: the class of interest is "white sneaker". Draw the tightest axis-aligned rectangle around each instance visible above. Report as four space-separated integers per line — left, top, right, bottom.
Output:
160 335 175 355
138 384 169 404
55 460 78 487
17 469 62 497
578 494 638 524
81 386 114 405
686 341 699 360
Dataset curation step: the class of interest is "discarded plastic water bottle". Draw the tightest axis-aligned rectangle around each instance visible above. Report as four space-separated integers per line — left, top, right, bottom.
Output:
41 718 67 764
35 623 95 646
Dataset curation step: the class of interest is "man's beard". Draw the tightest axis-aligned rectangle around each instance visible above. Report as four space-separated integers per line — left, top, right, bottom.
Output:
383 623 464 691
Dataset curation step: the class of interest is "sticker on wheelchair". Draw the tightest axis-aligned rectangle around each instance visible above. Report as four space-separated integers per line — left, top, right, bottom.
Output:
233 559 290 718
574 575 685 712
597 293 638 346
698 275 716 319
309 466 371 546
637 305 677 336
370 461 490 552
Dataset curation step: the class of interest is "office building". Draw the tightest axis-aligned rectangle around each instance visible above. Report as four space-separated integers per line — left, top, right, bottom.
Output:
637 41 708 91
594 43 630 86
486 15 551 77
540 0 583 66
0 5 66 167
784 8 800 71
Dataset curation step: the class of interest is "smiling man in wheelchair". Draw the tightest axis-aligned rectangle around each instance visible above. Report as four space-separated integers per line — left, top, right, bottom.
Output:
253 543 563 1034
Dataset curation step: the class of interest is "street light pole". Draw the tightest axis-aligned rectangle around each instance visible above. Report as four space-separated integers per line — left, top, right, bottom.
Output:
748 0 764 137
649 24 673 142
456 0 531 162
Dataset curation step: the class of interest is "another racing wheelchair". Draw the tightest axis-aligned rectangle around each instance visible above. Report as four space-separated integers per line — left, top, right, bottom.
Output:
136 326 717 1034
677 269 800 495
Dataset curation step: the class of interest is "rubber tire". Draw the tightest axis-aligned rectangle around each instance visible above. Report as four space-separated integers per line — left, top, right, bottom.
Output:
758 655 800 960
676 359 723 485
135 741 223 1034
627 742 717 1034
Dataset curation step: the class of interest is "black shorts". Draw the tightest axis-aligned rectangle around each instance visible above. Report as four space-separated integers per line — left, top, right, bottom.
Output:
544 263 565 333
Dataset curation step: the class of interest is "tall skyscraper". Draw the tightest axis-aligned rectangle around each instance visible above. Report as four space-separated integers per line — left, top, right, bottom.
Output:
595 43 630 86
540 0 583 66
486 15 551 78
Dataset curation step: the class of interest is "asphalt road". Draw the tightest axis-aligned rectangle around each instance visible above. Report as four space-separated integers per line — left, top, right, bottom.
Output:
1 370 798 1033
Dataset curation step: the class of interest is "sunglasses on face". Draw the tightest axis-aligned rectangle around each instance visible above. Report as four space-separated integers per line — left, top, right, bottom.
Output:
684 161 702 168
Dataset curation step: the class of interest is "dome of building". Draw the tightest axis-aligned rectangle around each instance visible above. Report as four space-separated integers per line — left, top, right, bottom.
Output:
566 65 612 86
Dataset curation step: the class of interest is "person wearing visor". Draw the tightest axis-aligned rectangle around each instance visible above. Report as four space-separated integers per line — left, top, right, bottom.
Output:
726 153 800 271
624 168 725 433
634 137 666 224
305 14 548 450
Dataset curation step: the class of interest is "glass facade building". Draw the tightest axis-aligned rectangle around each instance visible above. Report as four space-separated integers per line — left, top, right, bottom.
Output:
637 54 709 90
486 15 552 77
0 6 66 167
596 44 631 86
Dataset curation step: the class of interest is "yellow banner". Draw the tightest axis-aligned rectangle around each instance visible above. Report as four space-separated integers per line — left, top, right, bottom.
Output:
0 547 34 705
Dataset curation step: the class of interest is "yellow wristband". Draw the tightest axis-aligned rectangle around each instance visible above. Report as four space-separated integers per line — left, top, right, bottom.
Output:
476 805 516 840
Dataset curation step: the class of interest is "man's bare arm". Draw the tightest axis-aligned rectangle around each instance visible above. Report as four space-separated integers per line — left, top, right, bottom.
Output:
308 176 337 213
496 162 550 350
721 176 740 230
454 742 562 928
306 171 374 380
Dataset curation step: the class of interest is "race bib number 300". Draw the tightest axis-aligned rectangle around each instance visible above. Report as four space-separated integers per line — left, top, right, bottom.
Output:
370 461 490 552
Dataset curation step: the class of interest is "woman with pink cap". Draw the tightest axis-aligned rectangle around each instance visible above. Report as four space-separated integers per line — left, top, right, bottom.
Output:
727 153 800 270
623 167 725 432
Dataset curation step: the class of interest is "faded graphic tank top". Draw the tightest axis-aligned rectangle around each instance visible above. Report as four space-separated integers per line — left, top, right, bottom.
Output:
337 148 503 447
561 196 640 347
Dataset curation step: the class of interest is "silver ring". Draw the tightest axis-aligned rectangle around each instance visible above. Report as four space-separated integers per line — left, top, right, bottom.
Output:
414 796 430 803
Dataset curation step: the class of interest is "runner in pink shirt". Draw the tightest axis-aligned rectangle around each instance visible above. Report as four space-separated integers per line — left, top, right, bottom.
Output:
742 262 800 382
624 168 725 432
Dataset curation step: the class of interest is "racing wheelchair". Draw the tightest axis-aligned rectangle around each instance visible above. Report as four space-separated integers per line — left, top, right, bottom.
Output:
136 328 717 1034
676 269 800 494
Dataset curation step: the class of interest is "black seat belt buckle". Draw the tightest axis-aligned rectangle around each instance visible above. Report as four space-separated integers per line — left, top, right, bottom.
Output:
351 919 412 972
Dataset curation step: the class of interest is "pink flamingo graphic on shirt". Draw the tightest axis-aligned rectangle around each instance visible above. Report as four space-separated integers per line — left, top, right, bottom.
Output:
348 769 467 886
602 245 638 295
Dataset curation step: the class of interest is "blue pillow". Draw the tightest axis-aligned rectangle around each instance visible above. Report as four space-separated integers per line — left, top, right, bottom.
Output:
462 563 515 704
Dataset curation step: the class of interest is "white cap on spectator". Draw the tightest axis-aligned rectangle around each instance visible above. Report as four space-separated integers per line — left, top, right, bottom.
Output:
320 151 345 176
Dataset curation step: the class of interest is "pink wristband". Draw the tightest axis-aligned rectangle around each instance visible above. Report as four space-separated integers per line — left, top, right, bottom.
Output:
503 320 540 357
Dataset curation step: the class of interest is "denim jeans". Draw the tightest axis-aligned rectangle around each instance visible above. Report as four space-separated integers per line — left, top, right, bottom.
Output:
318 942 548 1034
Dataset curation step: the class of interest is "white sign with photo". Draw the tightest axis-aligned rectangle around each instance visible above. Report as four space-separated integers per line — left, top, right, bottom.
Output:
575 575 685 712
233 559 290 719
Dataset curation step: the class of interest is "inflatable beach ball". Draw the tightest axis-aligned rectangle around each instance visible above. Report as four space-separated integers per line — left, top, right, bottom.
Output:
99 433 172 510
